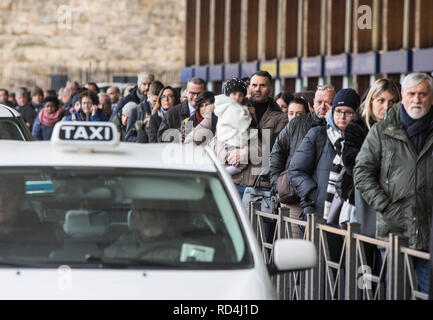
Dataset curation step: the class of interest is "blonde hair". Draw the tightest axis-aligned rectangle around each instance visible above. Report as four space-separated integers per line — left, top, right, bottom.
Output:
362 79 401 130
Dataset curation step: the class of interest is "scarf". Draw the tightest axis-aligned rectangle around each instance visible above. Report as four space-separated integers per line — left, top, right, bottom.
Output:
195 111 204 124
39 106 64 127
323 125 345 219
157 107 168 119
400 105 433 153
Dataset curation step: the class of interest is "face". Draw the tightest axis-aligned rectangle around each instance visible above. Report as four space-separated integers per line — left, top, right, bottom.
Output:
62 89 72 104
333 106 356 133
85 84 98 94
288 103 306 122
402 80 433 120
80 96 92 113
148 94 158 107
199 99 213 118
45 101 57 114
74 100 81 112
134 210 168 240
184 82 205 108
371 90 396 121
107 88 120 104
139 81 152 96
121 114 129 127
17 94 28 107
160 89 176 110
276 98 288 113
0 91 7 103
0 182 22 227
313 90 335 118
229 92 246 104
32 94 43 105
249 76 272 103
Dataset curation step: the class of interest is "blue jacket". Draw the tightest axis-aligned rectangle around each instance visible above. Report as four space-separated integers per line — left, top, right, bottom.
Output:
32 117 55 141
288 126 336 214
66 108 108 122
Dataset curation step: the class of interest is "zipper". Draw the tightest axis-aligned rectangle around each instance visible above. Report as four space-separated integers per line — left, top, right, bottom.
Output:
386 153 395 187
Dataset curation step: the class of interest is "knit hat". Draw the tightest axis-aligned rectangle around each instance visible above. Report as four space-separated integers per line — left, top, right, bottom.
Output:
122 102 137 117
31 86 43 97
332 88 361 111
224 78 248 97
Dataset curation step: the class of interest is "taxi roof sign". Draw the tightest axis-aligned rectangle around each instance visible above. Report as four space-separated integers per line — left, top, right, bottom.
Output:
51 121 119 150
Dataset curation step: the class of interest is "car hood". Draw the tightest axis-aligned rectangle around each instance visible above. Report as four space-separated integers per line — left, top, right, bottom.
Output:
0 268 275 300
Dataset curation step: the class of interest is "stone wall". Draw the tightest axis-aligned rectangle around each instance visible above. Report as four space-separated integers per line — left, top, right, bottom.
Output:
0 0 185 91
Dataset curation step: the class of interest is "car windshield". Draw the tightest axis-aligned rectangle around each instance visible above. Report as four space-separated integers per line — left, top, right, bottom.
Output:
0 168 252 269
0 119 27 141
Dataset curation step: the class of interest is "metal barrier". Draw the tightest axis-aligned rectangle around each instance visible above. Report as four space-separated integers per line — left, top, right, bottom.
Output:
247 202 431 300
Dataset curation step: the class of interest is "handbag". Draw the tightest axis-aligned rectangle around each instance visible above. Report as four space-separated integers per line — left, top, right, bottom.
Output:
242 174 278 214
326 193 344 228
276 170 299 204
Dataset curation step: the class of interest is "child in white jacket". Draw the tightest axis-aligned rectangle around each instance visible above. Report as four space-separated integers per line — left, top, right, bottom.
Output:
214 78 253 175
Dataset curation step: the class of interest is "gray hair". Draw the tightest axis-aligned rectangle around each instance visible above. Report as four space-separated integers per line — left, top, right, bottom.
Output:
137 72 155 86
402 73 433 93
15 89 27 98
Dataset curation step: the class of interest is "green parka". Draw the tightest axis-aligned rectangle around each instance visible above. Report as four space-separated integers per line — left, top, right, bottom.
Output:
354 103 433 251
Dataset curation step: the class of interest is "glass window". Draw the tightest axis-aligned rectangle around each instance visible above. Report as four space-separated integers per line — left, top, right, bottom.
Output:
0 119 26 141
0 168 252 270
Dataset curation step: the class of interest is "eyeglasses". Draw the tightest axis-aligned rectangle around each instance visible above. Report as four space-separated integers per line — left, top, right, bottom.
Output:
334 109 355 118
187 91 201 97
161 95 175 100
317 85 335 92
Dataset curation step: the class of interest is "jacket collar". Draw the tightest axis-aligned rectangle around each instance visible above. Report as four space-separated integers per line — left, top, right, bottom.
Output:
382 102 433 158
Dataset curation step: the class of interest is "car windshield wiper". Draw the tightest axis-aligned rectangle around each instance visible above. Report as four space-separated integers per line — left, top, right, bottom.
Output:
84 255 192 269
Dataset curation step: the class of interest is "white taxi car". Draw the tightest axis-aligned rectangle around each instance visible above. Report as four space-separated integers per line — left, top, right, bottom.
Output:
0 104 33 141
0 122 316 299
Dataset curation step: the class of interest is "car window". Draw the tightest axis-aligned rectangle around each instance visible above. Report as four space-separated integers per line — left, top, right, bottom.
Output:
0 168 252 269
0 119 26 141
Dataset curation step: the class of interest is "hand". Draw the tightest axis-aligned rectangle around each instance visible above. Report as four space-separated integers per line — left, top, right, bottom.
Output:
91 104 98 115
227 148 248 166
248 107 255 115
204 103 214 115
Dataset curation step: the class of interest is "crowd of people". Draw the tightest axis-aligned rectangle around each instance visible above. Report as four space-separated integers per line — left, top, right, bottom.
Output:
1 70 433 296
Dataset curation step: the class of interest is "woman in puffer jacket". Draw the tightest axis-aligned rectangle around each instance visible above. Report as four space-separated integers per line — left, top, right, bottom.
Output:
32 96 64 141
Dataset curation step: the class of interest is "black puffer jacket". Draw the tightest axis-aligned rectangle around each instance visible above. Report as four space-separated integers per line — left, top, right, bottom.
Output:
270 112 326 188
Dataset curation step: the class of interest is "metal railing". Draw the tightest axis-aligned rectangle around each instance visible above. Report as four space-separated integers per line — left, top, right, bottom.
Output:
247 202 431 300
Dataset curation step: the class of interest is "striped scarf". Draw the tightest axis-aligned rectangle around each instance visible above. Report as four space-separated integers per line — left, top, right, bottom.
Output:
323 125 344 219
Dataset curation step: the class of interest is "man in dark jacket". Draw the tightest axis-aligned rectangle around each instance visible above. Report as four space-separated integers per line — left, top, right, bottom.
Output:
110 72 154 132
270 84 336 188
270 84 335 238
354 73 433 294
15 88 36 131
157 77 205 142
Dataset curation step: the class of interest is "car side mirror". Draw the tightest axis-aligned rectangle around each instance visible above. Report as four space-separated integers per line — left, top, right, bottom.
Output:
268 239 317 275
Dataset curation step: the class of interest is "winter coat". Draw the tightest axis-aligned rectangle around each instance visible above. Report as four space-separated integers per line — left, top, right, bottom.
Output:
125 103 149 142
288 126 336 215
210 135 268 188
250 98 288 143
270 112 325 188
16 105 36 130
66 108 108 122
184 112 218 145
214 95 252 148
148 112 163 143
157 100 190 142
354 103 433 250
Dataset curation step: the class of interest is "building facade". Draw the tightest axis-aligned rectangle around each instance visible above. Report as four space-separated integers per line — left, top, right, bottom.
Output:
0 0 186 91
182 0 433 96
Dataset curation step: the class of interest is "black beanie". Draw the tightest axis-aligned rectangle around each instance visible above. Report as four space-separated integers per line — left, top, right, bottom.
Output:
332 88 360 111
224 78 248 96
